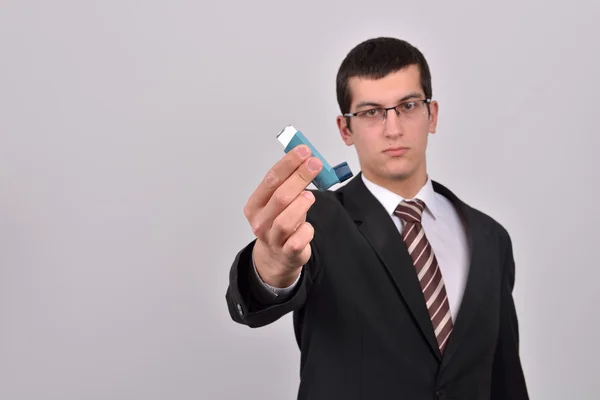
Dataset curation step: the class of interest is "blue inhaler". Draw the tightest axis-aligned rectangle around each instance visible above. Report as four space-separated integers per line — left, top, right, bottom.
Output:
277 125 353 191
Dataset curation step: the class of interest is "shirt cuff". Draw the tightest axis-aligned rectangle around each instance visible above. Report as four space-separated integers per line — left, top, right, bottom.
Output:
252 251 302 298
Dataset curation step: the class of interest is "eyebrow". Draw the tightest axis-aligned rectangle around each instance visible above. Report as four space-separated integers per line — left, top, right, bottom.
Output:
354 92 424 110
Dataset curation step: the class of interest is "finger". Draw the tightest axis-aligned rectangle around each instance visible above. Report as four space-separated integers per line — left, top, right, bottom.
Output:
281 221 314 266
252 157 322 237
269 190 314 246
244 145 312 222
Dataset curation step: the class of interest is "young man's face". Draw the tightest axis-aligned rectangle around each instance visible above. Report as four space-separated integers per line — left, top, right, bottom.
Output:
337 65 439 187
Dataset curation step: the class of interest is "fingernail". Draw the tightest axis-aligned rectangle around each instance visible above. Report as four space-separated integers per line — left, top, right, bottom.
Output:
303 191 314 200
307 157 322 172
296 145 310 158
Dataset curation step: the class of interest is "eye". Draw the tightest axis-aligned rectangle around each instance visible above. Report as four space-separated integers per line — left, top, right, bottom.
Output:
360 108 382 118
401 101 417 112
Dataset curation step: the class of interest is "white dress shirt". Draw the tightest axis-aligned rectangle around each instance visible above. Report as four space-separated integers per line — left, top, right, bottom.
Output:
253 174 471 322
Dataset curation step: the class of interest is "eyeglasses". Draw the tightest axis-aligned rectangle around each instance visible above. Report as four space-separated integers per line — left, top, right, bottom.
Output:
343 99 432 127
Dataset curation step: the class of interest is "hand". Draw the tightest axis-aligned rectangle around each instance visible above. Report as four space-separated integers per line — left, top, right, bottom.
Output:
243 145 323 288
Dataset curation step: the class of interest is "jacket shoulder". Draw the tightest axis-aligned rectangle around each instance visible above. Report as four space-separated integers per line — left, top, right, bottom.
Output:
306 188 345 217
434 180 510 240
461 201 513 253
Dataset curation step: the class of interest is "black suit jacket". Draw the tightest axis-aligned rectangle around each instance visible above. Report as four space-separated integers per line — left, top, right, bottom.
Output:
225 173 528 400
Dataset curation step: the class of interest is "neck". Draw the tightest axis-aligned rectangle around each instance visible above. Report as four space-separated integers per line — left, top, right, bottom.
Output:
363 169 428 200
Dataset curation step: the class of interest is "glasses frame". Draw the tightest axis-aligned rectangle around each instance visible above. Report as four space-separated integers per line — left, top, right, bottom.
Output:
343 98 432 122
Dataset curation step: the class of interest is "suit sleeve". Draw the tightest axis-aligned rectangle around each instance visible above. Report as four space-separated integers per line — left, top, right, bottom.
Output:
490 231 529 400
225 237 322 328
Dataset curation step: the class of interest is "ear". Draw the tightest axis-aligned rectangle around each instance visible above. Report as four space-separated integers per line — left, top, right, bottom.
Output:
428 100 439 134
336 115 354 146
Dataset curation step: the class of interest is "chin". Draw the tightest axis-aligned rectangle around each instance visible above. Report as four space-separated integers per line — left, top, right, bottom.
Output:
386 163 421 180
383 156 423 179
374 167 411 181
387 172 413 181
363 156 419 182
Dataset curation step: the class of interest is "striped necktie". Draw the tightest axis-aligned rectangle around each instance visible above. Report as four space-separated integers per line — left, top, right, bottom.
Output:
394 199 453 354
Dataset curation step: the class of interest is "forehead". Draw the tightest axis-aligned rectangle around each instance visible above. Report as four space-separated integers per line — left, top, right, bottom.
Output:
348 64 423 107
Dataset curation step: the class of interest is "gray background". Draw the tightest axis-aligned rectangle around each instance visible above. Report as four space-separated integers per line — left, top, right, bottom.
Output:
1 0 598 399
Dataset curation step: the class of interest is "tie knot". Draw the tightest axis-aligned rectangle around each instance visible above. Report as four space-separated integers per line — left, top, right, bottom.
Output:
394 199 426 224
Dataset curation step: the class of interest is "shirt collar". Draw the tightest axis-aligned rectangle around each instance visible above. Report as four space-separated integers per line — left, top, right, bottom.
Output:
361 173 439 220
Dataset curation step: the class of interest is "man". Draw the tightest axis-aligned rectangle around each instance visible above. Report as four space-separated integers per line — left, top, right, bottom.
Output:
225 37 529 399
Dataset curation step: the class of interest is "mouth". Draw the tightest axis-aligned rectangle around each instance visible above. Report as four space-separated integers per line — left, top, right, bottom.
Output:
383 147 409 156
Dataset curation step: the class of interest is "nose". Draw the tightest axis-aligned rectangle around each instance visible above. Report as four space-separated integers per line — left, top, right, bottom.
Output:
383 109 404 138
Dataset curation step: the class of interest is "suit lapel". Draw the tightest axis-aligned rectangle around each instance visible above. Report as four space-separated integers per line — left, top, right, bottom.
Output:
340 174 442 360
432 182 495 369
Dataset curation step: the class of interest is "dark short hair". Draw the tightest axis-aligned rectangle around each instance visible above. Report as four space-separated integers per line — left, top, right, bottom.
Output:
336 37 433 116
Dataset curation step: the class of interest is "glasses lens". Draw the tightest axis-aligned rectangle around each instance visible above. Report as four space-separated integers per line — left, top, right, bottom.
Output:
356 108 385 126
398 100 426 116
